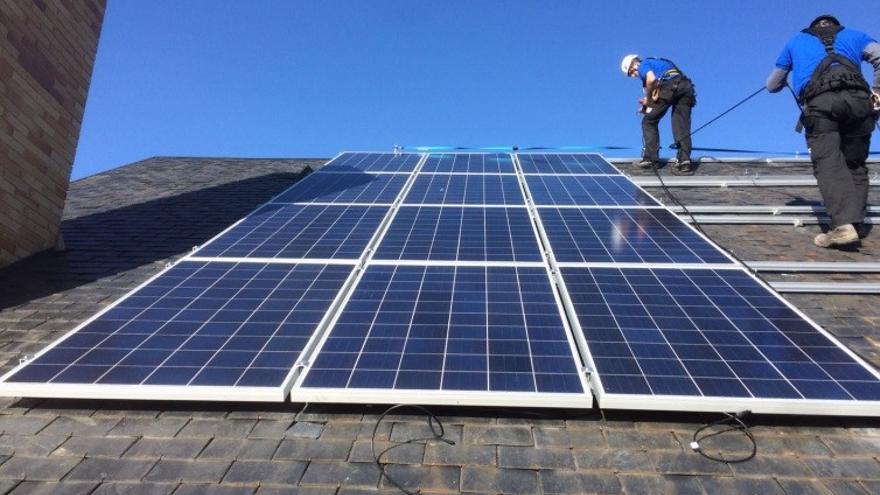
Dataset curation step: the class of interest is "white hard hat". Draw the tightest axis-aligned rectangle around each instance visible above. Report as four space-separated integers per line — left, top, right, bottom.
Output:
620 54 639 75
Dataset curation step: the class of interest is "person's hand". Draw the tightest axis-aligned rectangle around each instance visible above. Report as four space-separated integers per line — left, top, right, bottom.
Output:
638 97 648 106
872 91 880 111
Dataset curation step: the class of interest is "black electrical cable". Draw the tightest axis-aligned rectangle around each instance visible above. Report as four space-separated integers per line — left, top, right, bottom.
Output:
669 86 767 150
644 85 794 280
691 411 757 463
371 404 455 495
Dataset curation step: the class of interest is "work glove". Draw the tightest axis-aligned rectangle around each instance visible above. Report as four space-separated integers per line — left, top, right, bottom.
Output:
872 91 880 112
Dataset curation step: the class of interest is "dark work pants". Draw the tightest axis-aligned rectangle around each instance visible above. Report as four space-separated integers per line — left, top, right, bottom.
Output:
801 89 875 228
642 77 696 163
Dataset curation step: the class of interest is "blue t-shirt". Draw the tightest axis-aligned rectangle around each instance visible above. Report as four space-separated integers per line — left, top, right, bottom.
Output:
776 27 875 95
637 58 680 85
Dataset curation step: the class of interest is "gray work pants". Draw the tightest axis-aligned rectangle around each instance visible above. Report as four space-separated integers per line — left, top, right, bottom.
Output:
801 89 875 228
642 77 696 163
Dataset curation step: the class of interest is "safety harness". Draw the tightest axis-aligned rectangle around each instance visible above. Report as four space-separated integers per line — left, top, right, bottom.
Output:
799 25 871 103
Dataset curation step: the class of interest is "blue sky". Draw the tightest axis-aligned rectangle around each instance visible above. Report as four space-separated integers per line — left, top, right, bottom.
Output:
71 1 877 179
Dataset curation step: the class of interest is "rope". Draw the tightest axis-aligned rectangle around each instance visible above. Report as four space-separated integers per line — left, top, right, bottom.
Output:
669 86 767 150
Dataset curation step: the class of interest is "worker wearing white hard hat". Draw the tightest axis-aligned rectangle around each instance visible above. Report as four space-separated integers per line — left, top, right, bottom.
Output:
621 54 696 175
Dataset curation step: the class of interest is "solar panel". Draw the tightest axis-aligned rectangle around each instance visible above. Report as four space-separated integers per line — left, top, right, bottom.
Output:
195 204 388 260
518 153 621 175
294 264 589 407
526 175 659 207
273 172 407 205
538 208 734 265
320 152 421 173
373 206 542 263
0 261 352 401
560 266 880 415
420 153 516 174
404 174 525 205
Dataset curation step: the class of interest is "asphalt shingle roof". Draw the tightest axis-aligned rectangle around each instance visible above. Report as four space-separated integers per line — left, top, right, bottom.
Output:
0 156 878 494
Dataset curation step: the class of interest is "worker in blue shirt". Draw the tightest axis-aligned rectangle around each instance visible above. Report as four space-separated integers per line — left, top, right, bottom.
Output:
621 54 696 175
767 14 880 248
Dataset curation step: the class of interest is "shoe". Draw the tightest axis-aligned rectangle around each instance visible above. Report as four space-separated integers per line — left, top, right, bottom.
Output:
854 222 870 239
673 160 694 176
813 224 860 248
636 160 657 169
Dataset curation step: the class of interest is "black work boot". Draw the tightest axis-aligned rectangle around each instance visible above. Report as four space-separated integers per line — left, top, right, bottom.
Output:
673 160 694 176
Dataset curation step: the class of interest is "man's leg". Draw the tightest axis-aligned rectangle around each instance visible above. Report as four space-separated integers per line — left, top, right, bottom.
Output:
641 100 670 163
808 130 863 227
840 90 876 234
671 83 695 163
842 132 871 226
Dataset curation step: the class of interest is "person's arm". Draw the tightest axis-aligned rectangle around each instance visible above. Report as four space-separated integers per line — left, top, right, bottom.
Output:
644 70 657 100
768 42 793 93
766 68 789 93
862 41 880 96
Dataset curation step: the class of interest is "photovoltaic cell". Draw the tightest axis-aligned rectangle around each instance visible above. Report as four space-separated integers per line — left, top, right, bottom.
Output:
561 266 880 402
300 265 584 395
3 261 351 395
404 174 525 205
539 208 732 264
320 152 421 173
421 153 515 174
518 153 621 175
273 172 407 205
374 206 542 262
527 175 659 206
196 204 388 260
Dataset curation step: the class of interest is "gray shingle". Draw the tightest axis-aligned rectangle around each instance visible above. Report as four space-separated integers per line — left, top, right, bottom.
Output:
52 436 136 458
461 467 539 495
498 446 575 470
90 483 177 495
125 437 210 460
199 439 279 461
108 418 188 438
464 426 533 446
66 458 157 482
0 434 68 457
299 461 379 488
274 439 353 462
423 442 496 467
540 470 622 495
0 456 81 481
143 460 233 483
379 465 460 492
222 460 307 485
7 481 99 495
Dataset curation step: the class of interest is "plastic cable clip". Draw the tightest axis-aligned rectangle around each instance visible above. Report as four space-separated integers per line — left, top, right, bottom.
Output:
689 441 701 451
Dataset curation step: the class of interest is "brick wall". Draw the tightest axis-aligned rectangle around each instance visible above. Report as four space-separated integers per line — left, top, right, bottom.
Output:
0 0 105 267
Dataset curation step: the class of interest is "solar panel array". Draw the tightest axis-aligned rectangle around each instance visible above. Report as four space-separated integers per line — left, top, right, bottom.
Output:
2 151 878 416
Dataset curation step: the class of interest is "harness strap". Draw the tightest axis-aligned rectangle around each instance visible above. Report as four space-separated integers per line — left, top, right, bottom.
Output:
799 25 870 103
